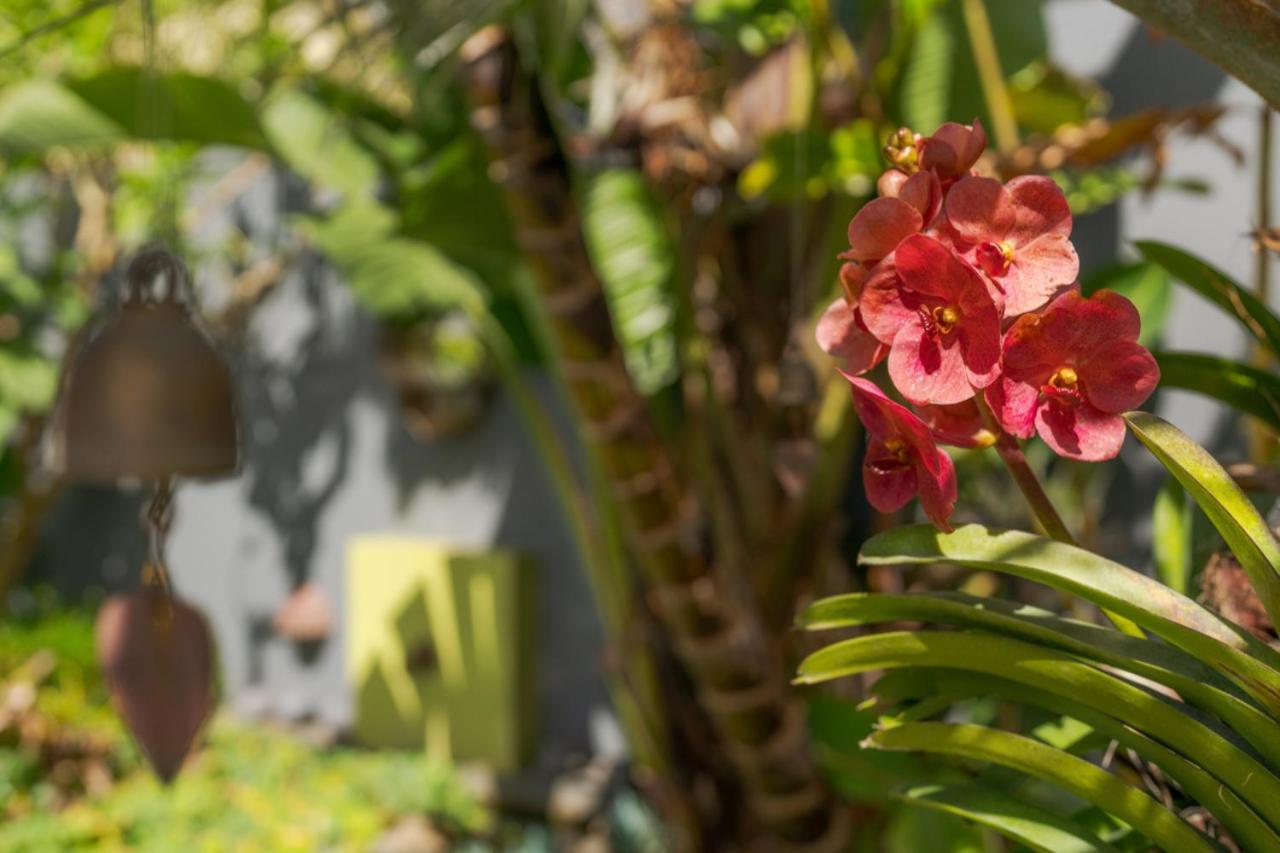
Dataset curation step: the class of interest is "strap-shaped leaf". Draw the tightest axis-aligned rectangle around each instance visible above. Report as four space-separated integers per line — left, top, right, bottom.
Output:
1154 351 1280 432
800 591 1280 766
870 670 1280 851
897 783 1120 853
1137 240 1280 357
866 722 1216 852
797 630 1280 822
1153 473 1194 595
858 524 1280 712
1126 412 1280 630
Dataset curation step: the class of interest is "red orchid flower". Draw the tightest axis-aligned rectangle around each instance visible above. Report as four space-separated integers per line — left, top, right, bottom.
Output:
859 233 1002 406
816 264 888 375
992 289 1160 461
918 120 987 181
844 374 957 530
913 399 995 449
944 175 1080 317
841 170 942 263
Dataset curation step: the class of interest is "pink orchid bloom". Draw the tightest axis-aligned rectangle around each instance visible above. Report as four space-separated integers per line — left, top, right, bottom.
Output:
816 264 888 375
841 170 942 263
844 374 957 530
914 399 995 449
918 120 987 181
859 234 1002 406
992 289 1160 461
944 175 1080 317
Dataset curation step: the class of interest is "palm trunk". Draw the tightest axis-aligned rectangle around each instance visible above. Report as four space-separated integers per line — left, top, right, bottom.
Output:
460 29 848 850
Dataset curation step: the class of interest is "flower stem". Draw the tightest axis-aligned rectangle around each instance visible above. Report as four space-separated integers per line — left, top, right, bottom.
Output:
975 394 1147 637
974 394 1075 544
960 0 1019 156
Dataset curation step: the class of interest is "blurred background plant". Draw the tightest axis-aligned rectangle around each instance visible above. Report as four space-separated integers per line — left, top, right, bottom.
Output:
0 0 1272 849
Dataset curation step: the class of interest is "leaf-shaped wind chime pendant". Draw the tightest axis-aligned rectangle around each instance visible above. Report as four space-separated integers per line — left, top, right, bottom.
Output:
51 247 239 782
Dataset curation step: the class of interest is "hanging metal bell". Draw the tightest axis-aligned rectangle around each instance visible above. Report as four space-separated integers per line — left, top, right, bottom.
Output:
51 248 239 482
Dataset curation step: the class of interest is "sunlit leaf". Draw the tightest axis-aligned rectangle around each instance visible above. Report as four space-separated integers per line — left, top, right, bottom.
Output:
262 88 380 197
856 524 1280 713
897 783 1119 853
1126 412 1280 632
581 169 680 394
797 630 1280 827
868 670 1280 852
900 10 954 133
1008 62 1108 134
800 590 1280 766
0 80 123 155
1152 474 1193 595
298 203 486 319
868 723 1216 852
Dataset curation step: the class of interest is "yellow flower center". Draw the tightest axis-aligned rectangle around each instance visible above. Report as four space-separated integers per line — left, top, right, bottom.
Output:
1049 366 1078 390
933 305 960 335
884 438 909 462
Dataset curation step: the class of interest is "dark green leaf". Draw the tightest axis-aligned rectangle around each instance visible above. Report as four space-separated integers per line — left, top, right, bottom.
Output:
0 80 123 155
66 68 268 149
1153 351 1280 432
1136 240 1280 358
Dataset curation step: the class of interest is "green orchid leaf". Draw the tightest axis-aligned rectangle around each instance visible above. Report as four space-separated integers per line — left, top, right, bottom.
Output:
1152 472 1194 595
1136 240 1280 358
797 630 1280 824
867 723 1216 852
1126 412 1280 631
1153 351 1280 432
857 523 1280 713
867 669 1280 851
897 783 1120 853
800 591 1280 766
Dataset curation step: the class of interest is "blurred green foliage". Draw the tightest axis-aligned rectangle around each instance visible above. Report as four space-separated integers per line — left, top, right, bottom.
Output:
0 601 488 850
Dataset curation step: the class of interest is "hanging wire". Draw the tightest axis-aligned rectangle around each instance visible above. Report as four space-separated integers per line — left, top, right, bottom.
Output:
142 475 176 600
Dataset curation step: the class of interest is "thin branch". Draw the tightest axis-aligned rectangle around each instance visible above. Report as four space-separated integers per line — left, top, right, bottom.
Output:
0 0 120 63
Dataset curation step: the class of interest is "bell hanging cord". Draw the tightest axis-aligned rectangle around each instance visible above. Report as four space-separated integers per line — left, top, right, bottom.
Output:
142 475 176 601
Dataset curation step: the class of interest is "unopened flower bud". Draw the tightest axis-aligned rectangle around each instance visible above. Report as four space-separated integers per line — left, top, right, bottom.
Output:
883 127 922 174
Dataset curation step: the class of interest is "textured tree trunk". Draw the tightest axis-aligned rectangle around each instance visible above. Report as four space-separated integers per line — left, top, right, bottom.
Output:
459 28 849 851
